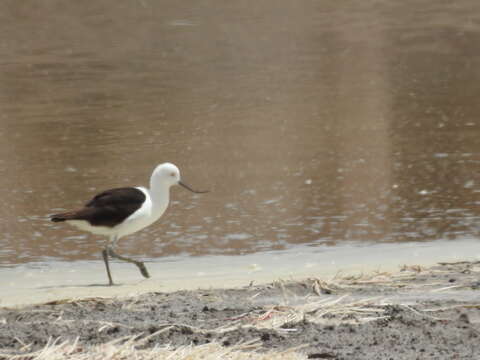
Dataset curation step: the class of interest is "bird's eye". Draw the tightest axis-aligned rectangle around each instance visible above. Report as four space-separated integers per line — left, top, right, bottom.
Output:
170 172 176 177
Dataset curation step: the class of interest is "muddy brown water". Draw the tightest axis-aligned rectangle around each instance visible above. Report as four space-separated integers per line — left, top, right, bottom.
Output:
0 1 479 267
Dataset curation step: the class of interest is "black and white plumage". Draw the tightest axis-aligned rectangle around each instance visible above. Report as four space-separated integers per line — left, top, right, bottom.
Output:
51 162 207 285
52 187 147 228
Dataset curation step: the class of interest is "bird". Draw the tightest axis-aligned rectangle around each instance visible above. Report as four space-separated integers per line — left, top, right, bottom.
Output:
50 162 208 286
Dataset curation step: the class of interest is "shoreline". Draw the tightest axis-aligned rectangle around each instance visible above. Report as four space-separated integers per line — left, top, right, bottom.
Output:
1 238 479 308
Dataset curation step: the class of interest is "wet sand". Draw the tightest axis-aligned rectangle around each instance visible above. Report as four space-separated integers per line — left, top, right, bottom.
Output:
1 260 480 359
1 239 479 308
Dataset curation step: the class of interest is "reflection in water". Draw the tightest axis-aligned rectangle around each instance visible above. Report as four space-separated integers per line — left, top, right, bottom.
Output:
0 1 479 265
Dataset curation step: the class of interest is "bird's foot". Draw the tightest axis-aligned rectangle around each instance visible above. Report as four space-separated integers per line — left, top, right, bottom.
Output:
137 262 150 279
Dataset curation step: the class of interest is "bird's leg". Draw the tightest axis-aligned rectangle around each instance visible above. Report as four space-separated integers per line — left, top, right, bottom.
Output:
107 248 150 279
102 246 114 286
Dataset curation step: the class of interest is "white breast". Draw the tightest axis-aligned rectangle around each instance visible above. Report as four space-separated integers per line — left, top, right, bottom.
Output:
116 187 155 237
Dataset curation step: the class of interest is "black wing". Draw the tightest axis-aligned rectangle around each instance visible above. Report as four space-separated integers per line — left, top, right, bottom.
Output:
51 187 146 227
86 187 146 208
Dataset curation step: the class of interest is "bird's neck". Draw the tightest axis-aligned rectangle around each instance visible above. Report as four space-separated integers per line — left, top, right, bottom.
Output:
149 181 170 216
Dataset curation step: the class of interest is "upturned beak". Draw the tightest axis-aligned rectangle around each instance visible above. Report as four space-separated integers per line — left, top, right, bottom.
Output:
178 180 209 194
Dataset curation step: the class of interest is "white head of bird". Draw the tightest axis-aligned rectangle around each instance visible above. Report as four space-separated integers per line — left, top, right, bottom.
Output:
151 163 181 188
150 162 208 194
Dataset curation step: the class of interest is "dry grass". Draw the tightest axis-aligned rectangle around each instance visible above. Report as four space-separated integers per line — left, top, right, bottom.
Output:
0 285 386 360
3 261 479 360
0 337 308 360
216 294 390 333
